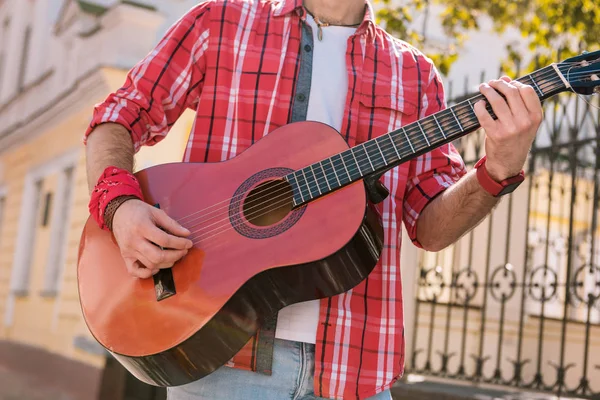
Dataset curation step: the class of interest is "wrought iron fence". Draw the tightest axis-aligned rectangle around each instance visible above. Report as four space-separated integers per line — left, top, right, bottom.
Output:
409 70 600 398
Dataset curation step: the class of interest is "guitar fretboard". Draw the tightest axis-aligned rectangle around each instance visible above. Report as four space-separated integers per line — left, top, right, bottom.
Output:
286 64 568 206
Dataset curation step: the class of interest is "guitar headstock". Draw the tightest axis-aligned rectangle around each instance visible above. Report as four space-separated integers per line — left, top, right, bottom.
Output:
558 50 600 95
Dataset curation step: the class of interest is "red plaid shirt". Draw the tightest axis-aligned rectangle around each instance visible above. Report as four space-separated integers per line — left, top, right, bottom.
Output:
85 0 466 398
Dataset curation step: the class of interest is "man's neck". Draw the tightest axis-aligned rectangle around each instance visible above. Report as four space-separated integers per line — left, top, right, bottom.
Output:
302 0 366 26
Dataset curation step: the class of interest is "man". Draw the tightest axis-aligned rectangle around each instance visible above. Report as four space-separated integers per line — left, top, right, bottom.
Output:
84 0 542 399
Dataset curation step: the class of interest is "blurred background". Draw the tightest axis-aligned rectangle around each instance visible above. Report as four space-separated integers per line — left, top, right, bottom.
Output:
0 0 598 399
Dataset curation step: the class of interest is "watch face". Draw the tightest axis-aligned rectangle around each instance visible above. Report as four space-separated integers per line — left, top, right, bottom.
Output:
498 182 522 196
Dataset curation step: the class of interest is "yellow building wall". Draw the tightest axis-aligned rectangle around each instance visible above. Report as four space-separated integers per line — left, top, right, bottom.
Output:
0 67 196 368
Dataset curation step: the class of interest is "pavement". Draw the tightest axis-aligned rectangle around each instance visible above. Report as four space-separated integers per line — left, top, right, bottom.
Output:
0 363 74 400
392 375 595 400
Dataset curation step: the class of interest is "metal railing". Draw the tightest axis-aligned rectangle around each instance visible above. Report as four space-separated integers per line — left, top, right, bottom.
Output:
410 72 600 398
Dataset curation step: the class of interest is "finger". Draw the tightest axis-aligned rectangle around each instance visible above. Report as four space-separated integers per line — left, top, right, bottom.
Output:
152 208 191 237
473 100 497 133
137 240 188 269
479 82 512 121
145 223 194 250
512 80 543 117
500 76 512 83
135 250 164 273
487 79 526 119
124 258 157 279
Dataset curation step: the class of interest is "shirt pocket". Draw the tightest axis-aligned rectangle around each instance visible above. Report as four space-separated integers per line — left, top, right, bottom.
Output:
358 92 419 114
355 92 419 200
355 92 419 144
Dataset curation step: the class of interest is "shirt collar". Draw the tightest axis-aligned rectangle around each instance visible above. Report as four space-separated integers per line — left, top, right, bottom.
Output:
274 0 377 36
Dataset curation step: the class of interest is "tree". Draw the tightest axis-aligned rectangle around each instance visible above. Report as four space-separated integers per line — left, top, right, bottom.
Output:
375 0 600 76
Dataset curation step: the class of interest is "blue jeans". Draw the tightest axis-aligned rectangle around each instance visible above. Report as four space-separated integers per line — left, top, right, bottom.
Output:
166 339 393 400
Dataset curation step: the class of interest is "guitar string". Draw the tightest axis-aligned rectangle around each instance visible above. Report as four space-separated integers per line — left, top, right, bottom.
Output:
174 63 600 234
178 68 597 236
189 75 598 245
173 63 600 231
195 108 592 246
567 65 600 111
193 100 538 247
155 64 600 244
184 68 600 244
179 69 600 244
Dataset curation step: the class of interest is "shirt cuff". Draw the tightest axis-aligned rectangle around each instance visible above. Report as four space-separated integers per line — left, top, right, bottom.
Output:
403 172 463 249
83 100 147 152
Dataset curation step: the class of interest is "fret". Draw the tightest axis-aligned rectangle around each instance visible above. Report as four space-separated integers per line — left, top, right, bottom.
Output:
319 161 333 191
362 138 388 171
286 174 305 204
432 114 446 139
301 168 318 199
386 134 401 160
349 148 364 177
373 140 388 168
463 100 477 128
402 128 416 153
528 75 544 97
324 158 341 186
374 138 388 166
363 145 376 171
309 165 323 195
332 154 352 183
294 171 308 203
450 108 464 131
417 121 430 146
466 99 474 112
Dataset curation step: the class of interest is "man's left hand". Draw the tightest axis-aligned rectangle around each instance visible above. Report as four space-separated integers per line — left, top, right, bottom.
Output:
474 76 543 182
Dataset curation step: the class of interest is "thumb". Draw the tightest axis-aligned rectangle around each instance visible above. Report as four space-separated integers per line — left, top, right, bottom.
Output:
152 208 191 237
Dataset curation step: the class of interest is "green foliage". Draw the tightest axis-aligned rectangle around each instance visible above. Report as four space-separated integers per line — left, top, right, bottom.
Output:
375 0 600 76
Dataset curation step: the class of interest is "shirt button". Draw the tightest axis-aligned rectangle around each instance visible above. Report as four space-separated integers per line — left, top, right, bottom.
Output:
296 93 306 102
304 44 312 52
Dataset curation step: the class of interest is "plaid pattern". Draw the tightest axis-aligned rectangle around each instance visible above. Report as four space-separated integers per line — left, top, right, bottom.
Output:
84 0 466 398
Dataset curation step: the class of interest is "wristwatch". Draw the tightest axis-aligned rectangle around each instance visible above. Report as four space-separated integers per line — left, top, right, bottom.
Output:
474 156 525 197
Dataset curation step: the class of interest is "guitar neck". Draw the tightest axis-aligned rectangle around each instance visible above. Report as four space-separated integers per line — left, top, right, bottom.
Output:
286 64 570 207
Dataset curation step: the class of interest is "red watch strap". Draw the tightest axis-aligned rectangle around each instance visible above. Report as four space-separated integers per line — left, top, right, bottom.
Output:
474 156 525 197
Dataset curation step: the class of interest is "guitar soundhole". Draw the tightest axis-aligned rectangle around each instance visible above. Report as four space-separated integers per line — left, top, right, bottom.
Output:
243 179 293 226
229 167 305 239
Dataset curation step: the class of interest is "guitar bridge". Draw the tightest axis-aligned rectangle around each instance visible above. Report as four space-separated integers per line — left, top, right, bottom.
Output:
154 268 176 301
152 203 176 301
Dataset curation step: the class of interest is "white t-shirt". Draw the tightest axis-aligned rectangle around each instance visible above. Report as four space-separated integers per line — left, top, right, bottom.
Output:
274 15 357 344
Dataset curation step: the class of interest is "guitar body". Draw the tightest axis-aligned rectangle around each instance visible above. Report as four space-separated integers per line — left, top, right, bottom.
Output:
77 121 384 387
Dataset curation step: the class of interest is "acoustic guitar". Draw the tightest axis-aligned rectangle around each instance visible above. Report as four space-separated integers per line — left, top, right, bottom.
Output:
77 51 600 387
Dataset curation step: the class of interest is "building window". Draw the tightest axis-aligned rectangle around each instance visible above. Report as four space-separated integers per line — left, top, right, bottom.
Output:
10 178 42 296
41 192 53 227
0 189 6 248
0 18 10 96
62 39 73 84
43 166 75 296
17 25 31 92
6 150 78 326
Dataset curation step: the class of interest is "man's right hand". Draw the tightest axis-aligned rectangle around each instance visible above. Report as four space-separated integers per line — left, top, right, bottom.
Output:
111 199 194 278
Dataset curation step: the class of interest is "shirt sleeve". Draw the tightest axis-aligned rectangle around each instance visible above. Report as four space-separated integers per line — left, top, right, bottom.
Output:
402 62 467 248
83 3 211 152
